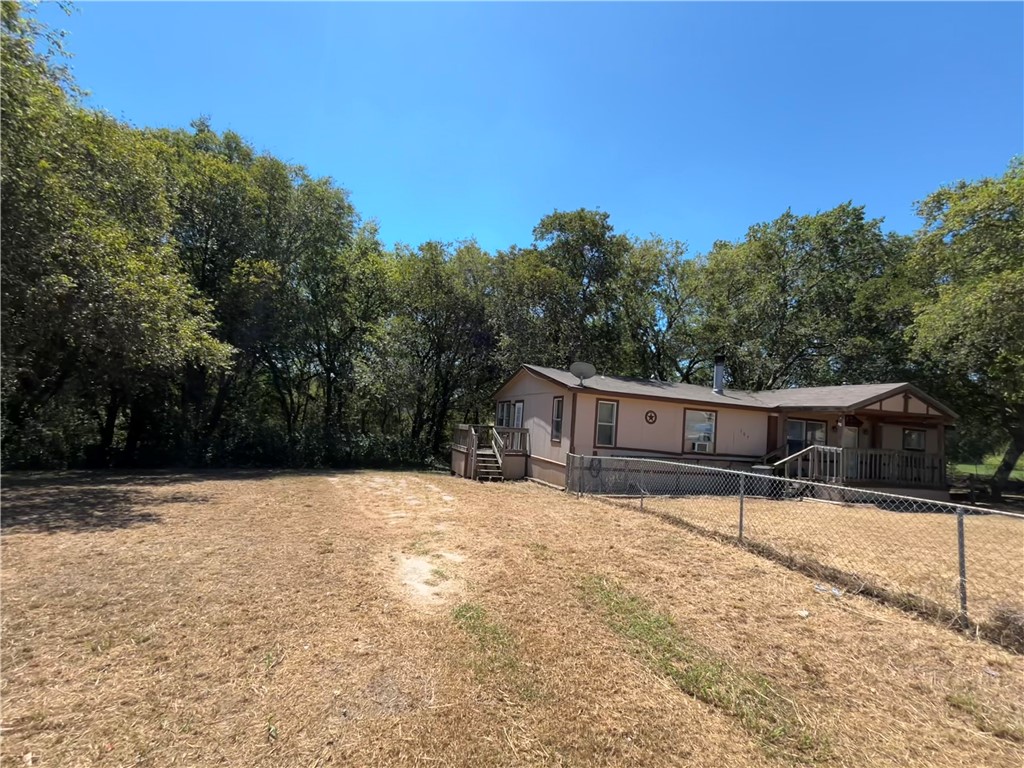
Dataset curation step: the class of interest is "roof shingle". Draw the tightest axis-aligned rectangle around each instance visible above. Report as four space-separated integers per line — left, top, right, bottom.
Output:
519 365 954 416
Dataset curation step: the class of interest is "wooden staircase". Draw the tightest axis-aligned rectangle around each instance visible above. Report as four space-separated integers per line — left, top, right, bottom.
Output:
474 448 504 482
451 424 529 482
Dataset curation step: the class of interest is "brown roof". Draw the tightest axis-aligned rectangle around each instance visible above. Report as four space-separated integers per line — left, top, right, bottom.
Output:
517 365 957 418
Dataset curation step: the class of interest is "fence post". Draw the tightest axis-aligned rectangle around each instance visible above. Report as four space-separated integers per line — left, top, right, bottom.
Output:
738 474 745 542
956 507 968 626
577 455 583 500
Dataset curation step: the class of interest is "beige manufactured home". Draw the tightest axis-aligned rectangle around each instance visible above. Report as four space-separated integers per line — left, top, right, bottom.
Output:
451 362 958 498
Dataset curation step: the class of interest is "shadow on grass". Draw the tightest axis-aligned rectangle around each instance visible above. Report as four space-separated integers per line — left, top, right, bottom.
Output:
0 466 450 535
0 470 249 534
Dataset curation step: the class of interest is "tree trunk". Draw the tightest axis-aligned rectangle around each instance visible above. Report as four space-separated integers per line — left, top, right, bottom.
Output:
98 389 121 467
198 371 234 463
123 397 146 467
322 373 335 464
989 416 1024 502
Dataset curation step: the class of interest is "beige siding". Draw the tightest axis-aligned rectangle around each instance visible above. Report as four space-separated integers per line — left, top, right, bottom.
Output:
881 424 940 453
881 396 904 412
528 456 569 487
863 393 929 415
717 409 768 455
574 394 596 455
907 396 928 414
495 370 571 480
574 392 767 458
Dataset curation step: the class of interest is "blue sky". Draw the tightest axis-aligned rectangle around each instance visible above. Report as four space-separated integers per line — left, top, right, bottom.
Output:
38 2 1024 256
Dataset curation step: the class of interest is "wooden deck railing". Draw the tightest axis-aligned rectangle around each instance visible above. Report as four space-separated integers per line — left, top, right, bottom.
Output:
843 447 944 487
774 445 945 487
452 424 529 478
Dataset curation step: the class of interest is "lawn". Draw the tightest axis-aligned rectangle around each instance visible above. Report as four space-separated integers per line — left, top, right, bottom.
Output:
952 454 1024 483
634 495 1024 629
2 471 1022 767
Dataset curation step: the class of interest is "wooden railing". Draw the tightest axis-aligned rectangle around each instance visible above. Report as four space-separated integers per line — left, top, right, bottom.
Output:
494 427 528 455
775 445 843 484
453 424 529 478
452 424 473 451
843 448 944 487
774 445 945 487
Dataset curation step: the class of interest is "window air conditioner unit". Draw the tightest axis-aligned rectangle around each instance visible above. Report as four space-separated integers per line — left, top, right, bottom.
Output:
692 443 710 453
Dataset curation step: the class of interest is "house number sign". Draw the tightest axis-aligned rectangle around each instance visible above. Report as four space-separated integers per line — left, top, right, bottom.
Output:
644 410 657 424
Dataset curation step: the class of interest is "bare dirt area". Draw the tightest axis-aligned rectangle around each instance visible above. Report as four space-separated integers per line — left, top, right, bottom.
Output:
2 471 1022 767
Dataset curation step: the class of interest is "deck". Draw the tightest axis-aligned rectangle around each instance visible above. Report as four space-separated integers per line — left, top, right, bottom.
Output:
451 424 530 481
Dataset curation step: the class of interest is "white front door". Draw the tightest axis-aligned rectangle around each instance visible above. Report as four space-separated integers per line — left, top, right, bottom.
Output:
842 425 859 479
512 401 524 450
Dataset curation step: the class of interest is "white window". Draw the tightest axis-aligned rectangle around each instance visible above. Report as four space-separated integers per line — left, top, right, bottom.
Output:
596 400 617 447
685 410 716 453
551 397 563 442
903 428 926 452
496 401 511 427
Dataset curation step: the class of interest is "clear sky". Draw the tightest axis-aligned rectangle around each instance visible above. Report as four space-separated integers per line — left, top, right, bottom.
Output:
37 2 1024 256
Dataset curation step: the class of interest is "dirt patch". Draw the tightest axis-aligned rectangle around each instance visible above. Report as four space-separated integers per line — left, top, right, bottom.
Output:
395 553 461 607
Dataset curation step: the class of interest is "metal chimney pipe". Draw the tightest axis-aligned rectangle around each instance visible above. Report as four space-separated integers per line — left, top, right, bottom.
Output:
713 355 725 395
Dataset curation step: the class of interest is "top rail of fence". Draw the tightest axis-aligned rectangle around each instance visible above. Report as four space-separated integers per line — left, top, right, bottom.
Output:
565 453 1024 520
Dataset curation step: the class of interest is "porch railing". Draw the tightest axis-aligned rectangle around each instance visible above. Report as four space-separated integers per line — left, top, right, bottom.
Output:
775 445 945 487
452 424 530 478
844 447 944 487
775 445 843 484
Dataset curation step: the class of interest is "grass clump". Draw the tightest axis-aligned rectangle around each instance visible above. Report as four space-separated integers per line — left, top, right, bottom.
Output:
453 603 518 675
452 602 538 700
947 689 1024 743
581 575 829 762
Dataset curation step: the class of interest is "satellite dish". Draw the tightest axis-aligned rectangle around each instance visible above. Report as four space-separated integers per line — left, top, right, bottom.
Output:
569 361 597 386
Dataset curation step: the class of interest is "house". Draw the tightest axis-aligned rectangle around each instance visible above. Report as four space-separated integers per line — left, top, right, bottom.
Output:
450 358 958 500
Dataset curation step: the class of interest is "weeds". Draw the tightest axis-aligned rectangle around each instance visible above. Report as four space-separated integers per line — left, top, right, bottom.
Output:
581 575 829 762
526 541 552 561
947 689 1024 743
262 648 283 675
452 602 538 699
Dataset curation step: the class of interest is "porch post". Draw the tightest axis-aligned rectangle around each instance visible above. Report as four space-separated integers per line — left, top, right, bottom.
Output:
939 424 948 486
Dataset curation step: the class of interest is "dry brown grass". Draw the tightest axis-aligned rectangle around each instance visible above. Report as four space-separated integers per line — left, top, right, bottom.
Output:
634 495 1024 629
2 471 1023 767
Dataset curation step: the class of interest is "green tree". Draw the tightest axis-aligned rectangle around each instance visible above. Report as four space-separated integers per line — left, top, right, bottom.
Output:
492 209 631 375
617 237 706 381
370 241 496 458
697 204 911 390
908 160 1024 498
1 3 228 467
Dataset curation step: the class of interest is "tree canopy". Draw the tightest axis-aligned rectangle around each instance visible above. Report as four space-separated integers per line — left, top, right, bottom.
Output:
2 4 1021 493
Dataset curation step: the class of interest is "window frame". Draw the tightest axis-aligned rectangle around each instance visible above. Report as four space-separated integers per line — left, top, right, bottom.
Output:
786 418 827 453
496 400 511 427
683 408 718 455
594 399 619 448
902 428 926 452
804 419 828 447
551 396 564 443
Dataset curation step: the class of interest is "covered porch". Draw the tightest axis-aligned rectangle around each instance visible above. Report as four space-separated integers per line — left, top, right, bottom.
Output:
775 444 946 489
770 407 951 492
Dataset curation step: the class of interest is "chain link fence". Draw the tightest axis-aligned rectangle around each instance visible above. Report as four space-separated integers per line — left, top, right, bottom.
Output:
566 454 1024 650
